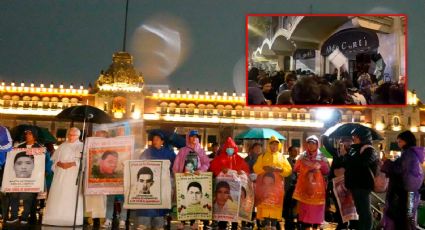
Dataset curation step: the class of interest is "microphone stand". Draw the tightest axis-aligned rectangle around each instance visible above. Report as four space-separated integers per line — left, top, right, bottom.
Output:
72 109 91 229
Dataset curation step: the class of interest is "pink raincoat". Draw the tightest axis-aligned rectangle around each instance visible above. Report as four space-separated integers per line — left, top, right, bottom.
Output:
172 132 210 173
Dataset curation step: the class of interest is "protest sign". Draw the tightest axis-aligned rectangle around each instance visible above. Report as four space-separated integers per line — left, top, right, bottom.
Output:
1 148 46 193
85 136 134 195
333 176 359 223
213 171 241 222
124 160 171 209
175 172 213 220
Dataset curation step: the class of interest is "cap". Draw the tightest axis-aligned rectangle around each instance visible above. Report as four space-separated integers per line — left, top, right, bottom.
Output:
306 135 319 144
189 130 199 137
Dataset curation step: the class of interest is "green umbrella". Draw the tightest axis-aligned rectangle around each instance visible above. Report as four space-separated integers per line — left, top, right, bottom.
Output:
235 128 286 140
319 146 333 159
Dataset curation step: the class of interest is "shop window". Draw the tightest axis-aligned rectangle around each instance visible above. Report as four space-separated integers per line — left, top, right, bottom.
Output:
393 116 400 126
207 135 217 146
291 139 301 147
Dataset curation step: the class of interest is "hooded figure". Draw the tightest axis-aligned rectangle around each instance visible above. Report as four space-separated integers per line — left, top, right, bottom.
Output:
173 130 210 174
343 127 378 230
253 136 292 222
209 137 250 177
381 131 424 230
293 135 330 227
137 131 176 222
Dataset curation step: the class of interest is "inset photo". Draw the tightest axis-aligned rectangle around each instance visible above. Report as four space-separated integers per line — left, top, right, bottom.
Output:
247 15 407 106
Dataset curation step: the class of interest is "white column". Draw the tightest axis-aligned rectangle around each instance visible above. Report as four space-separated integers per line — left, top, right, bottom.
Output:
290 56 295 71
277 55 285 71
393 16 402 82
315 50 323 75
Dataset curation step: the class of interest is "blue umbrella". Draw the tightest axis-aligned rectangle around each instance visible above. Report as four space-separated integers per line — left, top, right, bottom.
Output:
235 128 286 140
0 126 13 167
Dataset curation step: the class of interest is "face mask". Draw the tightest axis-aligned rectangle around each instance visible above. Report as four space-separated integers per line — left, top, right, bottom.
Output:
226 148 234 156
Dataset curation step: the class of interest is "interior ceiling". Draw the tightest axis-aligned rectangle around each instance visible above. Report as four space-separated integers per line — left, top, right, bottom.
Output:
290 16 350 44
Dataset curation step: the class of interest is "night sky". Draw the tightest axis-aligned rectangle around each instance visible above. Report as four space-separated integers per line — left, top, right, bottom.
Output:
1 0 424 99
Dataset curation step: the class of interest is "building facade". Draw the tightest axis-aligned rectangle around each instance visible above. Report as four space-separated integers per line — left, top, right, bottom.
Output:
0 51 422 154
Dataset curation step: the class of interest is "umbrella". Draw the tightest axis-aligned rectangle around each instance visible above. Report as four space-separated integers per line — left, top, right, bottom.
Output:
10 124 57 144
0 126 13 166
148 129 186 149
56 105 112 124
323 123 384 141
235 128 286 140
55 105 112 228
319 146 333 159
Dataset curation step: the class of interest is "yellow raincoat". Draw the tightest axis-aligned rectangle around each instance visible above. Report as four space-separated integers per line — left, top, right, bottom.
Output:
253 136 292 220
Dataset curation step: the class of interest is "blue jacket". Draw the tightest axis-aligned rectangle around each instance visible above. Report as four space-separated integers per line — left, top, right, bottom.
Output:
137 146 176 217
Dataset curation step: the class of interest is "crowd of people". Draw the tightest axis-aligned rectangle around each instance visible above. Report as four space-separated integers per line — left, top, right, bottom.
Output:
0 125 424 230
247 67 406 105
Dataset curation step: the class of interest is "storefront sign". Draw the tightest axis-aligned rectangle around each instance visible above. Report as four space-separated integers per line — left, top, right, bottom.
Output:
293 49 316 60
321 28 379 56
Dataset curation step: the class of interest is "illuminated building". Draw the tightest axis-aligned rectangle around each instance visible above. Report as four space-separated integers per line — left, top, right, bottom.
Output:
0 51 423 154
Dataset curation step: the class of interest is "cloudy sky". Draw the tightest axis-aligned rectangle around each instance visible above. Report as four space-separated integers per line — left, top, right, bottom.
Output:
1 0 424 98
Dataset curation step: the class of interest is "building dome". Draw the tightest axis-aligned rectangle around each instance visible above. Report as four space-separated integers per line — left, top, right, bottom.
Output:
95 52 144 92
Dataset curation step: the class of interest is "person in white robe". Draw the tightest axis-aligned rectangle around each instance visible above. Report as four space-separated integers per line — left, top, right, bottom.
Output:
42 127 84 226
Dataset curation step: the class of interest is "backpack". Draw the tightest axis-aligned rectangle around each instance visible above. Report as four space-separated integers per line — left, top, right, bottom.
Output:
360 145 388 193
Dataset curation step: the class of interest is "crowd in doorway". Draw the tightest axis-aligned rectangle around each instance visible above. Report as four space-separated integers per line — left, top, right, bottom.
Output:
247 67 405 105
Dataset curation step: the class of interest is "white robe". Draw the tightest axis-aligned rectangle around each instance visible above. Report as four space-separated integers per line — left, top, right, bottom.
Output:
43 141 84 226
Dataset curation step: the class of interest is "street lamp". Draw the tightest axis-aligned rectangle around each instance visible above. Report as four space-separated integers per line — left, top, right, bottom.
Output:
316 108 334 122
316 108 342 129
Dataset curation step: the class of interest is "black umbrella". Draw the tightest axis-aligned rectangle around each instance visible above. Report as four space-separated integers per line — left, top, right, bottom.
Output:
55 105 112 228
10 124 57 144
56 105 112 124
323 123 384 140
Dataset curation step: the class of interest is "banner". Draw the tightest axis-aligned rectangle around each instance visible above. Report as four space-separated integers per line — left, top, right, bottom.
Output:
85 136 134 195
1 148 46 193
175 172 213 221
238 173 254 222
332 176 359 223
93 121 131 137
123 160 171 209
213 171 241 222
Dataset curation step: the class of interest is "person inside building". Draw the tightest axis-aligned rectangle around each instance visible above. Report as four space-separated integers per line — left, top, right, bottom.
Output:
276 73 297 105
291 77 321 105
248 67 269 105
292 135 330 230
137 131 176 230
173 130 210 230
259 78 276 105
